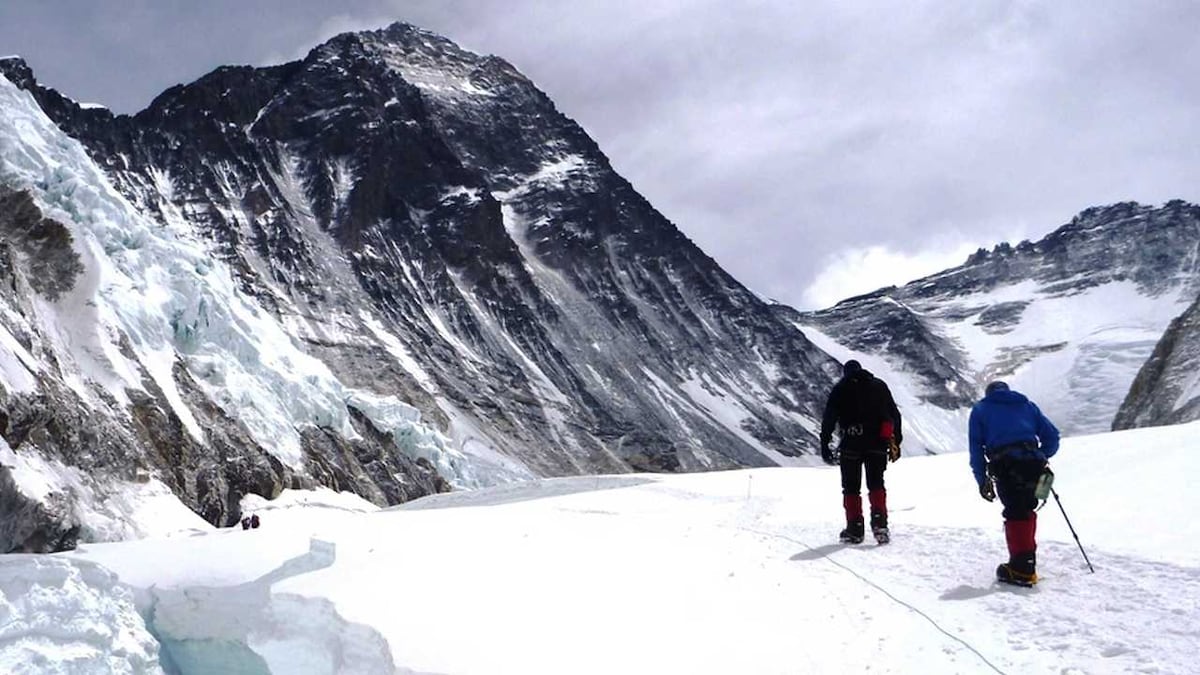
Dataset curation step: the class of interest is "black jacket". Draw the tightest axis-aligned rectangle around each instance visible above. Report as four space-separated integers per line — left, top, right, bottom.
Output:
820 369 902 453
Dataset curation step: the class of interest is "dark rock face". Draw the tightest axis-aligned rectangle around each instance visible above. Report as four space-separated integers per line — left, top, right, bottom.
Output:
790 201 1200 436
1 23 840 547
0 466 79 554
0 190 84 300
1114 293 1200 429
975 302 1030 335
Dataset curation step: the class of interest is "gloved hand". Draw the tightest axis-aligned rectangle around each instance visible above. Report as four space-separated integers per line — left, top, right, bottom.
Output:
820 444 838 466
887 438 901 463
979 479 996 502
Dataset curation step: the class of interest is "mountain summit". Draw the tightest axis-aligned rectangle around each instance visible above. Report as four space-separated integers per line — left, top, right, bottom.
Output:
0 25 836 549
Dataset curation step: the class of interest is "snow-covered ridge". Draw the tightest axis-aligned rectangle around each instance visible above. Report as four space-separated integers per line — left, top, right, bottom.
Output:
935 278 1189 435
360 23 499 103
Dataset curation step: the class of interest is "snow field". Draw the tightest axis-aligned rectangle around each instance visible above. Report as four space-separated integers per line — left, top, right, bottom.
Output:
57 421 1200 674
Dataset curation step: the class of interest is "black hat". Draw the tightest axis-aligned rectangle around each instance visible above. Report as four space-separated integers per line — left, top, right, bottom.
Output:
843 359 863 376
985 380 1009 395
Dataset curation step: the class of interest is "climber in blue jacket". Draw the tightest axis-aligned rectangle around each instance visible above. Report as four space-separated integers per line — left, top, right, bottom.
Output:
969 381 1060 587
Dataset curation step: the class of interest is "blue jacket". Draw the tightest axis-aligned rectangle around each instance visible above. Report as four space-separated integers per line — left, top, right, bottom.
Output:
968 388 1060 486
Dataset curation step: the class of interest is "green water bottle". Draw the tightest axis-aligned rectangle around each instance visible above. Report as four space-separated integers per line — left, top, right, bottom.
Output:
1034 466 1055 501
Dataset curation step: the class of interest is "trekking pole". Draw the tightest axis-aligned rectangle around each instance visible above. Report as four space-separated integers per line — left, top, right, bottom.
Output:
1051 488 1095 573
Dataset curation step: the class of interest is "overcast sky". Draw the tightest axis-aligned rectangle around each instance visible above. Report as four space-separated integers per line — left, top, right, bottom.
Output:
3 1 1197 309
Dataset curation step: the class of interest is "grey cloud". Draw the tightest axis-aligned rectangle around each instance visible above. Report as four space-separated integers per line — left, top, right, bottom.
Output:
2 0 1196 308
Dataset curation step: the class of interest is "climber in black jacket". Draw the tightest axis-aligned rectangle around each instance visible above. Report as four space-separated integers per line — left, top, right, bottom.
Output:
819 360 902 544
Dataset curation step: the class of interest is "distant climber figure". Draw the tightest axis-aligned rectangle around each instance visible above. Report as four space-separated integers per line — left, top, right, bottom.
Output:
250 514 260 529
241 516 251 531
820 359 903 544
969 381 1060 587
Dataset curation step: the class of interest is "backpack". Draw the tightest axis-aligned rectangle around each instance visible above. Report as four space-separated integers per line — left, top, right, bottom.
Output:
836 374 892 445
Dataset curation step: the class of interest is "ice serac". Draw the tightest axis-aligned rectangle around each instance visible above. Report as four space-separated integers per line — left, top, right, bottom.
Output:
2 25 835 480
787 201 1200 443
0 64 448 552
0 555 162 674
1114 292 1200 429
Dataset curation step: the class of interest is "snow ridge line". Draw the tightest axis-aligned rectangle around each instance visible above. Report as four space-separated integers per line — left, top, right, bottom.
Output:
740 526 1008 675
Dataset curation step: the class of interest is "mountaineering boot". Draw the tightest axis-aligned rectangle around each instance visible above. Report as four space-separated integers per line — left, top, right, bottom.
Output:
868 489 889 544
997 552 1037 587
840 495 864 543
870 511 889 545
839 517 865 544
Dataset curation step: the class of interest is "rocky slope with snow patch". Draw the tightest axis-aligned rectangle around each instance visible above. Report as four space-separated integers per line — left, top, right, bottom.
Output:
1114 291 1200 429
786 201 1200 445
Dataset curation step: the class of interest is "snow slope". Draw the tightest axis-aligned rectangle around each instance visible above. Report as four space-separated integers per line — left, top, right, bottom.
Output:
37 421 1198 674
933 279 1190 436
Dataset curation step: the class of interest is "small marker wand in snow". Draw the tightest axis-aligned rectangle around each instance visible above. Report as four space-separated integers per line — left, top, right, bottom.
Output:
1051 487 1095 573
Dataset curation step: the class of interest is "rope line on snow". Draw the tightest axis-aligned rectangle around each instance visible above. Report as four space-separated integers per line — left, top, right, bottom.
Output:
740 526 1008 675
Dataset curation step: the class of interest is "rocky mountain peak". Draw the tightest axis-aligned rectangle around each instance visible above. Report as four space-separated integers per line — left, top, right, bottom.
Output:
1 24 839 550
916 200 1200 303
0 56 34 89
299 21 527 108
